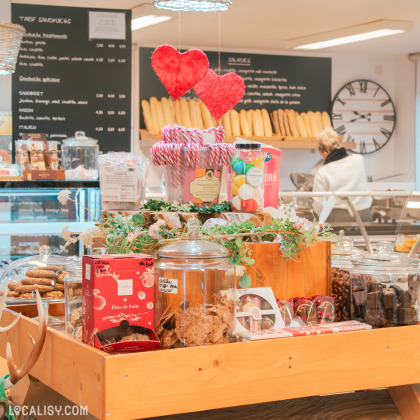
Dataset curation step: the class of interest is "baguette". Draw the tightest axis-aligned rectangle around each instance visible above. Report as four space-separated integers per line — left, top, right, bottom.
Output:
246 110 253 135
307 111 317 138
222 112 232 136
296 114 308 137
230 109 241 137
199 100 214 129
283 109 292 136
141 99 157 135
261 109 273 137
287 109 300 137
270 111 280 135
174 100 183 126
277 109 286 136
301 112 312 137
322 111 332 129
252 109 264 136
239 110 252 136
161 97 175 126
179 98 192 128
314 111 323 136
189 99 204 129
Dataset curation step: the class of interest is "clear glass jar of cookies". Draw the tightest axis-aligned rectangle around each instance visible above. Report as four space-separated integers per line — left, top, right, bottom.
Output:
0 246 73 303
64 262 82 341
154 219 236 348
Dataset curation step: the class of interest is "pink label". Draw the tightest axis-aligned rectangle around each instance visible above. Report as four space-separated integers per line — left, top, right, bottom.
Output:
183 167 221 205
262 147 281 208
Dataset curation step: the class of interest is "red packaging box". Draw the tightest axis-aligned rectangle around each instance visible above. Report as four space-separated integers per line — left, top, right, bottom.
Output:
82 254 159 353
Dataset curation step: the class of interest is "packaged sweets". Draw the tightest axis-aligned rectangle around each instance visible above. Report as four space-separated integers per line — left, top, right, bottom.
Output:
276 299 294 327
291 297 318 325
229 143 265 212
311 295 336 324
99 152 149 211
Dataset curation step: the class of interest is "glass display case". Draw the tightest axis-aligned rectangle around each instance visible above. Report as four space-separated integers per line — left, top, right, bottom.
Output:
0 181 100 261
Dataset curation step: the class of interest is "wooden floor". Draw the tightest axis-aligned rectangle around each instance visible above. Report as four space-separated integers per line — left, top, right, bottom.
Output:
146 390 401 420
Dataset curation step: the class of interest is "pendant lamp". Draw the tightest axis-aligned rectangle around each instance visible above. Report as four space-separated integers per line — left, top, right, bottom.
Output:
153 0 232 12
0 23 25 75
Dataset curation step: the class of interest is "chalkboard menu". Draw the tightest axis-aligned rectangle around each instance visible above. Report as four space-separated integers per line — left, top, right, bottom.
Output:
139 47 331 128
12 4 132 154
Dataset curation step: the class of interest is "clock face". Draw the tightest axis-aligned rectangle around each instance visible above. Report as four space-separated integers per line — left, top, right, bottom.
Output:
331 80 396 154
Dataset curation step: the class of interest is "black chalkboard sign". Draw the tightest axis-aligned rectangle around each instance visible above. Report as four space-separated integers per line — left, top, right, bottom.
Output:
12 4 132 154
139 47 331 128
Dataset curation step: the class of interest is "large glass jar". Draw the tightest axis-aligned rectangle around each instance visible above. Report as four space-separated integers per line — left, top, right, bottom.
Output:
98 152 149 211
154 219 235 348
331 237 366 322
351 242 420 328
62 131 99 180
0 246 73 303
64 262 82 341
228 143 264 212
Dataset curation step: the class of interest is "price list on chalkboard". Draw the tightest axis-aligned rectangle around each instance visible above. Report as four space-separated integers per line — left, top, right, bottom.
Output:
12 4 132 153
139 47 331 128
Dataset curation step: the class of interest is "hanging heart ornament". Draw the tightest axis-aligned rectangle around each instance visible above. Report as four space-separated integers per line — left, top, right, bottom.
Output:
194 70 245 120
151 44 209 100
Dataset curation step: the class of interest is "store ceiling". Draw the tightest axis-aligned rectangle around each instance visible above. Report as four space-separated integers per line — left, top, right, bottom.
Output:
11 0 420 55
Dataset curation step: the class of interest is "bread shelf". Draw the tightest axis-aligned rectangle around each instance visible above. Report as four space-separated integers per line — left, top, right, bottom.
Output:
139 129 356 150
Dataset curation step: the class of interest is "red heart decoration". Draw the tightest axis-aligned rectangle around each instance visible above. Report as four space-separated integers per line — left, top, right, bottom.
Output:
194 70 245 121
152 45 209 100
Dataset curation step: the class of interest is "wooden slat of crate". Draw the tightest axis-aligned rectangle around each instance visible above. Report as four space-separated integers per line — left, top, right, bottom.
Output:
0 309 107 419
104 326 420 420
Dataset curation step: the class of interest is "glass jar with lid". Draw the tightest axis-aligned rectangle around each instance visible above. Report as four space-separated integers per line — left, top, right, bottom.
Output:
331 237 366 322
154 219 236 348
62 131 99 180
351 241 420 328
0 246 73 303
64 262 82 341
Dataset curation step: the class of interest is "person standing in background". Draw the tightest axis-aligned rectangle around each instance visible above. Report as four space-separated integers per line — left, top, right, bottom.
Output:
312 127 372 222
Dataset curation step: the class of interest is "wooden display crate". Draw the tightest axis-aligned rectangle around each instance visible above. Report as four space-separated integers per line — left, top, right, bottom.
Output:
1 304 420 419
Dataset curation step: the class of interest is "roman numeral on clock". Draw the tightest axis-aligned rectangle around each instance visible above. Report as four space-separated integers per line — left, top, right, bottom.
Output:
383 115 395 121
346 83 355 96
359 80 367 93
335 96 346 106
336 125 346 135
380 127 392 139
332 113 343 120
360 141 367 153
344 134 354 143
372 138 381 150
381 99 391 107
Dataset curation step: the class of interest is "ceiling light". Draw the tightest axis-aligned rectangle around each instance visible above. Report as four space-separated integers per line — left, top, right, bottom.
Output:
285 20 413 50
153 0 232 12
131 4 174 31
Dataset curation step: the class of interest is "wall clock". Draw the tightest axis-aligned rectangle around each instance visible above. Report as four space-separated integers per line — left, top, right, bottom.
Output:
331 79 396 154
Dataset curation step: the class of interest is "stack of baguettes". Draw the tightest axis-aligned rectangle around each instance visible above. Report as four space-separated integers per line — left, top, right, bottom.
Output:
141 97 332 139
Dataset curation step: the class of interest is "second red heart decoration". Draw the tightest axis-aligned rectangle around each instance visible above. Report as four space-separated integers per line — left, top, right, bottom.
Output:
194 70 245 121
152 45 209 100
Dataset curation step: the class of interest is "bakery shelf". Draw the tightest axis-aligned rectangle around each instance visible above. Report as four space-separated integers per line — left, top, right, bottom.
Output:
1 304 419 419
139 129 356 150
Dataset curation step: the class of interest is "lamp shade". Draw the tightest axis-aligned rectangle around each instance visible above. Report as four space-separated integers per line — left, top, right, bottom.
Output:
0 23 25 76
153 0 232 12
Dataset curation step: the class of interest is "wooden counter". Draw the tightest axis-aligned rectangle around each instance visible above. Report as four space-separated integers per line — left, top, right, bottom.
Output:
0 305 419 419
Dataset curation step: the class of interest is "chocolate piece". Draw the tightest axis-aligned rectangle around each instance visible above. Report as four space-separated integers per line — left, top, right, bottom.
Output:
408 274 420 291
385 308 395 325
389 284 404 298
367 291 383 310
365 309 387 328
397 306 417 326
260 316 275 330
260 300 272 310
352 276 366 292
398 290 415 308
384 289 396 310
367 281 385 293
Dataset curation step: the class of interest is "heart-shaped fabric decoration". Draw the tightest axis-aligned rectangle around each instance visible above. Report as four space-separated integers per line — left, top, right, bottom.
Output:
152 45 209 100
194 70 245 120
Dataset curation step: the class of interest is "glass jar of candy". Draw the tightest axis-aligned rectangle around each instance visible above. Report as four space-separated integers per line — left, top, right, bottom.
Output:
154 219 236 348
64 262 83 341
350 241 420 328
331 237 366 321
98 152 149 211
228 143 264 212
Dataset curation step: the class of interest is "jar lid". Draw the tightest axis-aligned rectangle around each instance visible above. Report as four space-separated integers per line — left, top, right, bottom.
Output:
158 219 229 259
352 241 419 269
65 261 82 278
235 143 261 150
332 237 366 258
62 131 98 146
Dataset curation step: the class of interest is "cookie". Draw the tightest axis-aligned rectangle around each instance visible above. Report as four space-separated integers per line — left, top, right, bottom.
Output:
21 277 54 286
43 291 64 298
8 281 22 291
74 287 82 297
19 293 38 299
15 284 54 294
57 272 69 284
26 269 57 279
54 283 64 292
0 290 19 297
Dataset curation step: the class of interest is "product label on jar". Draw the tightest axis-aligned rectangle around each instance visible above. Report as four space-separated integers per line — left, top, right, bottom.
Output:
101 166 139 203
183 168 221 204
246 166 263 187
158 277 178 294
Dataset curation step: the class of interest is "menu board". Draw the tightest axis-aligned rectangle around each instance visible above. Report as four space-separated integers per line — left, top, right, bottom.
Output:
139 47 331 128
12 4 132 153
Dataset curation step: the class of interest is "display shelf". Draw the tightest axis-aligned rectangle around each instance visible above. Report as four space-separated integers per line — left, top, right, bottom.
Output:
139 129 355 150
0 304 419 420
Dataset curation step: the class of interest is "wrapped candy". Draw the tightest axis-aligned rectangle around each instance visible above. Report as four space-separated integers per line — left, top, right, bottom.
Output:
311 295 336 324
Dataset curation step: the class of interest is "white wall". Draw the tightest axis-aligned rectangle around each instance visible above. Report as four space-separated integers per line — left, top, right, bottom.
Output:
0 1 11 112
